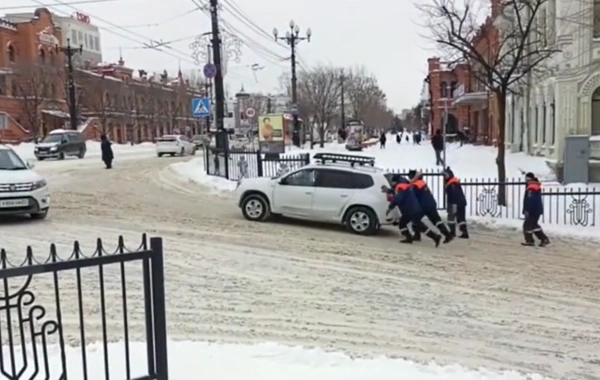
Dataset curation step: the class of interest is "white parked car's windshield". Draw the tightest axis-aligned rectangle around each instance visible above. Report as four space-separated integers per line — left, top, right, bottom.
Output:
42 134 64 143
0 150 28 170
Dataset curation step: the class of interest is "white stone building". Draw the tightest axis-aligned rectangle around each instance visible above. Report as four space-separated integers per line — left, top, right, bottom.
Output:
505 0 600 180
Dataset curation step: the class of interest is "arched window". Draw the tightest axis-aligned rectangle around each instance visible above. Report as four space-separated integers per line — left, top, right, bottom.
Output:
591 87 600 135
440 81 448 98
7 45 16 63
39 48 46 63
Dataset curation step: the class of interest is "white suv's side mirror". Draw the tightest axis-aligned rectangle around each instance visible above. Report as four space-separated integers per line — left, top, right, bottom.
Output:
27 161 34 169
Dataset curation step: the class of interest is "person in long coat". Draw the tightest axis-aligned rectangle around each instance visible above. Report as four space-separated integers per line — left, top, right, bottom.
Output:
100 134 114 169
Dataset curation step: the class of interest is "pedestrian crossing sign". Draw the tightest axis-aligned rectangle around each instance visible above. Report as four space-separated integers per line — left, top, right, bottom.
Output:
192 97 211 118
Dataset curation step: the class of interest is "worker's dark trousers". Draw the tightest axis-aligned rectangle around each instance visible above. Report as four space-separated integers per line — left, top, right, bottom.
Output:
447 204 468 236
399 215 437 242
523 213 548 243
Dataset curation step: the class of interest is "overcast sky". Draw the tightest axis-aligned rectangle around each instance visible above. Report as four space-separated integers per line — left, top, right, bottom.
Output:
2 0 432 112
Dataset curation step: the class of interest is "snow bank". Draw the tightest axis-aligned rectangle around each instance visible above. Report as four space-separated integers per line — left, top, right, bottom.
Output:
8 340 551 380
169 158 237 193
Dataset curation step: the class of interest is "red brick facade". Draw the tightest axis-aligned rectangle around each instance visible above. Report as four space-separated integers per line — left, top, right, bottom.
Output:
426 14 500 145
1 8 204 144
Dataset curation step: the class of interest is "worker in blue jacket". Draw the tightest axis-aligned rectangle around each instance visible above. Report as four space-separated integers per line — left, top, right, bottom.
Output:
407 170 453 243
522 173 550 247
442 167 469 238
386 176 441 246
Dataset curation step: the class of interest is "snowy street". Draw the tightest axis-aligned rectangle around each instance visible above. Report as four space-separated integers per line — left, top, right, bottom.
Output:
1 154 598 379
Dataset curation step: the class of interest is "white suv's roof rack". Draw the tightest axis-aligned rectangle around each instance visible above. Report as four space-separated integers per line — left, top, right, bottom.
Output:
313 153 375 167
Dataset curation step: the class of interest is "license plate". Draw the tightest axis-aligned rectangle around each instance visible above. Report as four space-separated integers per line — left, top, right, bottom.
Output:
0 199 29 208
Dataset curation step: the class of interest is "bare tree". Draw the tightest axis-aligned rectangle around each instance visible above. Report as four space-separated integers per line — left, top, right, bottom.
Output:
344 66 388 126
12 63 53 135
297 65 342 147
420 0 559 204
120 86 137 144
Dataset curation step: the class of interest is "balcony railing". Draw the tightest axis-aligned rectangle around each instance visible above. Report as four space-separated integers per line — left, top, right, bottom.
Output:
453 83 489 106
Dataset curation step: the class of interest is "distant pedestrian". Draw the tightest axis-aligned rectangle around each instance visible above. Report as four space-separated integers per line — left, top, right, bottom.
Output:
405 134 409 142
396 134 401 144
431 129 444 166
100 134 113 169
379 133 386 148
237 156 248 178
521 172 550 247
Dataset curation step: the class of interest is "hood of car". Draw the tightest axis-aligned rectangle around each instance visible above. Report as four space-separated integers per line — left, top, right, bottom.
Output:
0 169 44 184
36 142 59 148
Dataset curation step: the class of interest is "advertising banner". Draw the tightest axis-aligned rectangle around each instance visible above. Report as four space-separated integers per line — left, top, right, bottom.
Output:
259 114 285 153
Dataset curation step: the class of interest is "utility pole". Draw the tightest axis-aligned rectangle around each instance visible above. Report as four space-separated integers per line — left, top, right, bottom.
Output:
340 70 346 130
204 44 213 133
266 96 272 113
209 0 227 149
274 21 311 147
58 39 82 130
442 83 449 166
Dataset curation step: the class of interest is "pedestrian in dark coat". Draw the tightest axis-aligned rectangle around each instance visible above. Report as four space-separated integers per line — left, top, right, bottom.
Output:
408 169 453 243
379 133 386 148
522 173 550 246
100 134 114 169
431 129 444 166
442 167 468 238
396 134 401 144
386 176 441 246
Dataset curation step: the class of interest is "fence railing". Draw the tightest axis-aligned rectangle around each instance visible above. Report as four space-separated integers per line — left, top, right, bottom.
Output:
204 147 310 181
202 149 600 227
0 234 168 380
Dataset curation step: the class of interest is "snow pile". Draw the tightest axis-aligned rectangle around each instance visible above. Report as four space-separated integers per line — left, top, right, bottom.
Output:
170 158 237 193
9 141 156 161
7 341 552 380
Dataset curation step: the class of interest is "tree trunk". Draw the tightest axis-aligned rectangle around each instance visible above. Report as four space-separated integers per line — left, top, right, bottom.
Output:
319 122 326 148
495 91 507 206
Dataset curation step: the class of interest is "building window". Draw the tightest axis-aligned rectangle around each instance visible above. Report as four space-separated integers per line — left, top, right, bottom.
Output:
542 102 547 144
11 80 17 96
450 81 457 97
39 48 46 63
51 83 56 98
94 36 100 51
7 45 16 63
0 114 7 130
84 34 89 49
78 31 83 45
440 81 448 98
71 29 78 44
550 102 555 145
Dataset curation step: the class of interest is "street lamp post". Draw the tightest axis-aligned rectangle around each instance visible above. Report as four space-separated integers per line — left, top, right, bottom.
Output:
273 20 311 147
58 39 82 130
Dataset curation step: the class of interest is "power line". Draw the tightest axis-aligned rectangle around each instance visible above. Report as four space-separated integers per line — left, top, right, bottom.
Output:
102 8 200 30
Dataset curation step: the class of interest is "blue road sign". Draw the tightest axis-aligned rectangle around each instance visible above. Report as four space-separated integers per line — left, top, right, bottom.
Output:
203 63 217 79
192 98 211 118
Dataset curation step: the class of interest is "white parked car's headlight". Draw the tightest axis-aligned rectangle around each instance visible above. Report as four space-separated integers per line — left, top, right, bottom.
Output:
31 180 47 190
50 146 57 151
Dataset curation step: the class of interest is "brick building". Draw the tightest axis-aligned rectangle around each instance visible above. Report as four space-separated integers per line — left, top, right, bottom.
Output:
0 8 68 143
1 7 203 144
425 17 500 144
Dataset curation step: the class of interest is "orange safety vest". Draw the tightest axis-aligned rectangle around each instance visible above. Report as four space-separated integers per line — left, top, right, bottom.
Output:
412 179 427 190
446 177 460 187
395 183 410 192
526 182 541 192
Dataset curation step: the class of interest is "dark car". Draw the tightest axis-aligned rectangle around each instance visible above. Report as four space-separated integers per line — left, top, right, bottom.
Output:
34 129 86 160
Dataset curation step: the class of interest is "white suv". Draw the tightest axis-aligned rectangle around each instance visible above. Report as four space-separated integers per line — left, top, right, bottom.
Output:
234 153 396 235
0 145 50 219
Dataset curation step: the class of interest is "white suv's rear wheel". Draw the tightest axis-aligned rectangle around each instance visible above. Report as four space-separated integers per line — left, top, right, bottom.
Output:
345 206 377 235
241 195 270 221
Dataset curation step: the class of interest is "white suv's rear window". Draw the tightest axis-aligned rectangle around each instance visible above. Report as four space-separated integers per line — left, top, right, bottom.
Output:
158 136 177 142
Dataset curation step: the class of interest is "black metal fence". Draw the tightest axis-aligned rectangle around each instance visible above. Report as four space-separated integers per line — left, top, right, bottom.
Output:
204 147 310 181
202 149 600 228
0 234 168 380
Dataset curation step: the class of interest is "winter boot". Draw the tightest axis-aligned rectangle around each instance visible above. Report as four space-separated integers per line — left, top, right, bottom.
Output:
521 230 535 246
436 222 453 243
447 222 457 237
399 229 413 244
411 231 421 242
425 230 441 247
458 224 469 239
534 229 550 247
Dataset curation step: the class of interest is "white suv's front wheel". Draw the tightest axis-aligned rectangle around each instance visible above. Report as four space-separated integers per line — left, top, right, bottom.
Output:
345 206 377 235
241 195 270 222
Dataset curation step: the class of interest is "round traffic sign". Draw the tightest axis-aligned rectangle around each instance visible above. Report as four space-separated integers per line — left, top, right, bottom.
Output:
245 107 256 118
203 63 217 79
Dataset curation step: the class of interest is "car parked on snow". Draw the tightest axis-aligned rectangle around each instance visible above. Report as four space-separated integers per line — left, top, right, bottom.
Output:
156 135 196 157
234 153 399 235
34 129 86 160
0 145 50 220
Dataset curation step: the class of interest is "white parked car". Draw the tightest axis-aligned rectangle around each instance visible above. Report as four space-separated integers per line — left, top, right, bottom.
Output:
0 145 50 219
156 135 196 157
234 153 398 235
